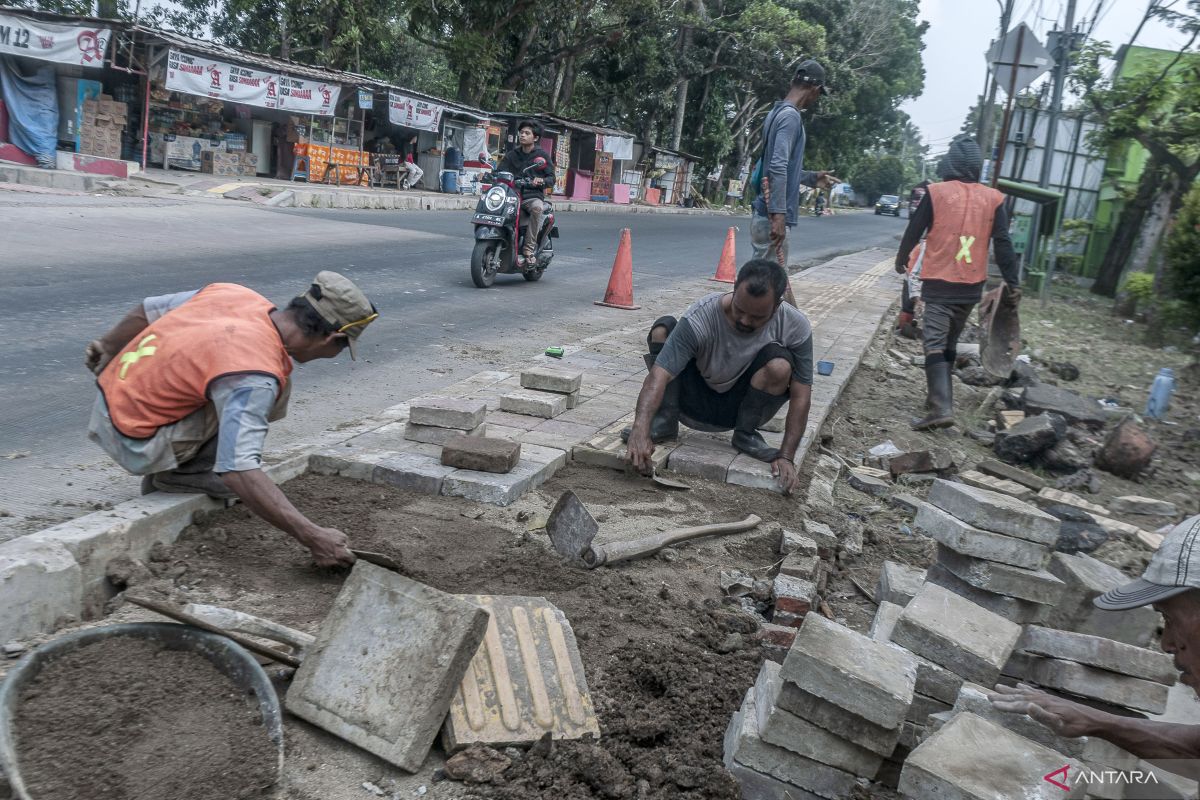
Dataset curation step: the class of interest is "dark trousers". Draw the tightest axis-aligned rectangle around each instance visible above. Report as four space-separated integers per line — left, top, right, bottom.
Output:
922 302 973 364
650 316 791 430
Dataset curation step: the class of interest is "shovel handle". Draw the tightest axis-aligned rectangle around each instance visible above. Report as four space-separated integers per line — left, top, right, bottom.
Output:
587 514 762 567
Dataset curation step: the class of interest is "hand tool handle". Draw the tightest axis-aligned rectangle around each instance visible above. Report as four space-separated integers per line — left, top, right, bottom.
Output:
588 514 762 567
127 595 303 668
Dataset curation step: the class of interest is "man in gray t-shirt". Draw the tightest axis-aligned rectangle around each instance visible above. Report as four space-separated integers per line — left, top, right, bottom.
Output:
625 259 814 494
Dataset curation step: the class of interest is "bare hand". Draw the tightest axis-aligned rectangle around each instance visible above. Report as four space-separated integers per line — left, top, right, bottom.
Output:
769 213 787 244
771 458 799 495
625 427 655 475
533 177 545 187
304 526 356 569
988 683 1099 738
85 340 114 375
1003 285 1022 307
894 262 907 275
816 171 842 188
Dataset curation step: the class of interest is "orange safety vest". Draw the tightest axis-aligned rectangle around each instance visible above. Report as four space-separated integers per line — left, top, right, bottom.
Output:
908 181 1004 284
98 283 293 439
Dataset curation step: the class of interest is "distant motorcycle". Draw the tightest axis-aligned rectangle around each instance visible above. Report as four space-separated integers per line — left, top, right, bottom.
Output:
469 157 559 288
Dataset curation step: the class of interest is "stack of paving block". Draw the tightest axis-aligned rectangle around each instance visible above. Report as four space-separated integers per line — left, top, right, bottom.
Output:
725 613 917 799
914 479 1067 625
770 528 828 629
80 95 127 160
406 397 488 445
499 367 582 420
1043 551 1160 648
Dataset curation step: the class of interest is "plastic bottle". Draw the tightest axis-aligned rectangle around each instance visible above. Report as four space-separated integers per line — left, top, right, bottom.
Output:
1145 367 1176 419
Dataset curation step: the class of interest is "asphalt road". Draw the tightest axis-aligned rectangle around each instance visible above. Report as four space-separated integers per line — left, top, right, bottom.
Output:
0 192 903 536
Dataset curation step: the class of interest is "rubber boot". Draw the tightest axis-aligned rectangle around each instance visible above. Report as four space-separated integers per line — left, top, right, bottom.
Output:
147 470 238 500
621 352 679 443
911 358 955 431
731 387 785 462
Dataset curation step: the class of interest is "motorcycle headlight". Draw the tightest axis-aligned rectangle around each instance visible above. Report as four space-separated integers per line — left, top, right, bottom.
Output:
484 188 506 212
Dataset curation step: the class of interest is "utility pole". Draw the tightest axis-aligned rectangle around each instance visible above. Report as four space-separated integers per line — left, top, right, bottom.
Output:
978 0 1016 157
1036 0 1079 303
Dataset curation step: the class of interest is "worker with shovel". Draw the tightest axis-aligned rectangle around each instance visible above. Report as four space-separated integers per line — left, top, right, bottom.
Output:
895 135 1020 431
624 258 813 494
84 272 377 568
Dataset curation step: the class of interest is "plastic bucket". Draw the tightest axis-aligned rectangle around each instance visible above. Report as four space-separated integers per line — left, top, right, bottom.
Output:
440 169 459 193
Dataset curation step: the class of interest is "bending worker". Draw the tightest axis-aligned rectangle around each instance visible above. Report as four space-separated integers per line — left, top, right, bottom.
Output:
85 272 377 568
991 515 1200 782
624 259 813 495
895 135 1019 431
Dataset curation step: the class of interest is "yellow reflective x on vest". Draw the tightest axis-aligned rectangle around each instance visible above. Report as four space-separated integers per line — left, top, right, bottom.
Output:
118 334 158 380
955 235 976 263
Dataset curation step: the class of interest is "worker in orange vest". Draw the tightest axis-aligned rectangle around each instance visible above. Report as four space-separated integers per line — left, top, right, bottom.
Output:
895 136 1020 430
85 272 378 568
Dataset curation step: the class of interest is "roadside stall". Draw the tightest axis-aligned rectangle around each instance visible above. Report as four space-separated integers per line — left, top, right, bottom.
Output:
537 114 636 204
641 145 700 206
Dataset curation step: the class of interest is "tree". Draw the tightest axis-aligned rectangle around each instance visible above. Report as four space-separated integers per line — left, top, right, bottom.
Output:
851 153 905 203
1164 183 1200 329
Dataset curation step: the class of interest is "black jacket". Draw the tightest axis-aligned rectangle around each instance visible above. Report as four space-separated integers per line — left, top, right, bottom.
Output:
497 146 555 201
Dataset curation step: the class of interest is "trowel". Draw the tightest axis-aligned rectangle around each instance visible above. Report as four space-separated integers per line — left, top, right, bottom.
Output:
625 462 691 490
545 490 761 568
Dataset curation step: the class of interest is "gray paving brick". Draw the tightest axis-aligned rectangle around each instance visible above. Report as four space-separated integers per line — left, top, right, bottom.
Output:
876 560 927 607
441 447 566 506
936 543 1067 604
775 681 901 757
499 389 568 419
405 421 488 445
779 528 819 557
372 453 457 494
780 613 917 730
1018 626 1176 685
925 562 1049 625
728 454 783 492
441 436 522 474
1044 553 1160 648
928 478 1060 545
915 501 1051 570
410 397 488 430
892 582 1022 686
520 367 583 394
667 444 735 482
869 602 964 705
1024 657 1170 715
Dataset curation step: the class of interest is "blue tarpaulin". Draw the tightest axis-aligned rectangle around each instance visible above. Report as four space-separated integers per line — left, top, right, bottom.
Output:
0 56 59 168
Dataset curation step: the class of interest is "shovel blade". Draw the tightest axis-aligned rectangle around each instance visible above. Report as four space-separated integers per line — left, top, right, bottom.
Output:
980 285 1021 378
546 490 599 562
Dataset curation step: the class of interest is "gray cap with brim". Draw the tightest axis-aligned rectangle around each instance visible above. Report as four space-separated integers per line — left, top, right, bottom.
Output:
1095 514 1200 610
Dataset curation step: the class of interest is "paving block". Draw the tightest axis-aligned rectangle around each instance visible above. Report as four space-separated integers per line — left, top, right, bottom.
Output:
886 449 954 477
772 574 818 627
571 431 670 472
754 661 885 777
405 421 487 445
802 520 838 553
755 623 797 664
286 563 490 772
959 468 1033 500
728 454 783 492
441 436 522 474
915 502 1050 570
780 613 917 730
779 553 821 581
723 688 858 800
928 479 1060 545
779 528 819 557
520 367 583 395
1017 626 1176 685
925 561 1048 625
847 468 891 497
410 397 488 430
889 493 923 514
667 444 736 482
977 458 1048 490
1110 495 1178 517
935 543 1066 605
725 761 823 800
905 692 952 724
372 452 457 495
869 602 964 704
442 445 567 506
900 713 1087 800
0 538 84 643
499 389 569 419
1044 552 1160 648
893 582 1022 686
1037 487 1111 517
869 601 903 642
775 682 901 757
1024 658 1170 714
876 560 927 607
442 595 599 752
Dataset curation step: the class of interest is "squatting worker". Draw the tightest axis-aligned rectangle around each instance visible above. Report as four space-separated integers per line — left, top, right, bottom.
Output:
990 515 1200 780
84 272 378 568
624 259 813 495
750 59 840 308
496 118 555 268
895 135 1020 431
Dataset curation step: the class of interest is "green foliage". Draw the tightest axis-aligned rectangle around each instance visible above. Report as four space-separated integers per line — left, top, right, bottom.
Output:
851 153 905 203
1165 183 1200 330
1123 272 1157 303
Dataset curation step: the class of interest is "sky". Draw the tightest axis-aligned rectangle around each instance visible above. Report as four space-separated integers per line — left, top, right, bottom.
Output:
901 0 1192 155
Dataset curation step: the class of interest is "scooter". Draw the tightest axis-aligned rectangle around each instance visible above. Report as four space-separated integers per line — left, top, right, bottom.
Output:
470 157 559 288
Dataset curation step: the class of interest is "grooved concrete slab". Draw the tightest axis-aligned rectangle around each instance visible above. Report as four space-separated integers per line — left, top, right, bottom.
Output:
754 661 884 777
900 713 1086 800
1017 626 1176 685
928 479 1060 545
442 595 599 752
893 582 1022 686
915 502 1050 570
286 563 490 772
780 612 917 730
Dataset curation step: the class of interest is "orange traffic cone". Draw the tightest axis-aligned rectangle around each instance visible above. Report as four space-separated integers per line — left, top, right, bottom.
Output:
595 228 641 310
711 226 738 283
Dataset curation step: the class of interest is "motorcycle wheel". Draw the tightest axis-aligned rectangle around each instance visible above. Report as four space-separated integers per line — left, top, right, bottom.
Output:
471 241 500 288
523 267 544 282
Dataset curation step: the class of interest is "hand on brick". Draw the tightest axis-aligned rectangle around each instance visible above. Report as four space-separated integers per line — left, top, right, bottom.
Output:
988 683 1099 738
625 427 655 475
771 458 799 495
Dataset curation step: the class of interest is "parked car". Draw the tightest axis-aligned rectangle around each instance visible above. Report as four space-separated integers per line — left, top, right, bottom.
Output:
875 195 901 216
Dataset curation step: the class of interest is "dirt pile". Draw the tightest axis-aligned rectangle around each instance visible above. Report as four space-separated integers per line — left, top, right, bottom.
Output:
13 637 278 800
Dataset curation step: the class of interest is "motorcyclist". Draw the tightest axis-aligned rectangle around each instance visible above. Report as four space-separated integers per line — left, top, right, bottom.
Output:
496 119 555 267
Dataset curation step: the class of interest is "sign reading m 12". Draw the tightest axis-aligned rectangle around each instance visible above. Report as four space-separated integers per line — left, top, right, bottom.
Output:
0 11 111 67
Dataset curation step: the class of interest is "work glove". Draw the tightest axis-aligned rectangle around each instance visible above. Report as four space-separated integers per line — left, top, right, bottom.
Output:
894 262 906 275
84 341 112 376
1003 285 1022 308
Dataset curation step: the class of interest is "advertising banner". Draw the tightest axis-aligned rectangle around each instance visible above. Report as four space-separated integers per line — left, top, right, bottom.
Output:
279 74 339 115
0 12 111 67
166 48 279 108
387 91 444 132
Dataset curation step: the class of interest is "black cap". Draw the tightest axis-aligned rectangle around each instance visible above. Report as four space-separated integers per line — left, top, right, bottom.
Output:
794 59 829 95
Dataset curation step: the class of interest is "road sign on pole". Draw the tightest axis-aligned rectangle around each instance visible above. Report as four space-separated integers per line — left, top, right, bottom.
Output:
988 23 1054 96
